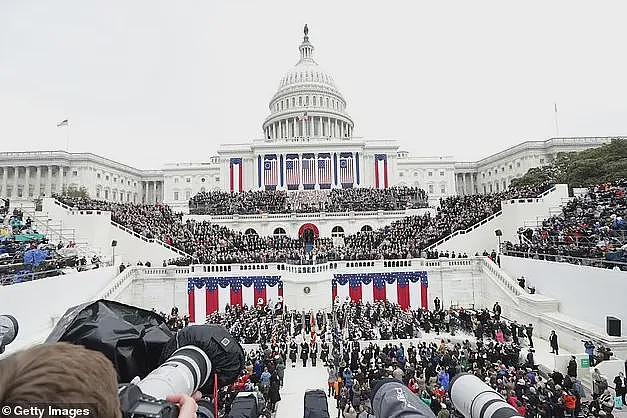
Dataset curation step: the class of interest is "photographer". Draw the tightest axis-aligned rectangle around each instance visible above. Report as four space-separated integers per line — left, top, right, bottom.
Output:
0 343 200 418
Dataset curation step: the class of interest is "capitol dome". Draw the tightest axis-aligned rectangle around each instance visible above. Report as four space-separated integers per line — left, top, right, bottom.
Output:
262 25 354 141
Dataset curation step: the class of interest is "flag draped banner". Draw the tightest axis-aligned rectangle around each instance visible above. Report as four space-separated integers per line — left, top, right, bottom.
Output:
302 154 316 189
333 272 428 310
286 155 300 190
339 154 354 187
264 155 278 189
317 154 332 188
374 154 388 189
230 158 243 192
187 276 283 322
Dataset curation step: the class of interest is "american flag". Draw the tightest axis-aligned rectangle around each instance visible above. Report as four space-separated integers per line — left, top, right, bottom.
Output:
318 158 332 185
340 157 354 184
286 159 300 187
264 158 278 186
302 158 316 186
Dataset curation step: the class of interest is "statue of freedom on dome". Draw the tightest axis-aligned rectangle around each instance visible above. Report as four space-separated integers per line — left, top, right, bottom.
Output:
304 24 308 37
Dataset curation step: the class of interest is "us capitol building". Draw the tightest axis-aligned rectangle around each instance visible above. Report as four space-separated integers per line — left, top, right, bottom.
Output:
0 26 612 210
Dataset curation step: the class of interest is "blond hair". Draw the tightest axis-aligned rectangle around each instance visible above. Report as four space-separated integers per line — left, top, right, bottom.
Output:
0 343 121 418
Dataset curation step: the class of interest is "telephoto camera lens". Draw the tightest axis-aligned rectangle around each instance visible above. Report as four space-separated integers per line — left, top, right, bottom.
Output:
137 345 211 400
450 373 523 418
0 315 19 354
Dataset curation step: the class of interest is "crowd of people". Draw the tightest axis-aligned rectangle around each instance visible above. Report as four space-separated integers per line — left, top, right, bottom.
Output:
181 298 623 418
0 208 98 285
188 187 429 215
504 181 627 269
56 185 552 266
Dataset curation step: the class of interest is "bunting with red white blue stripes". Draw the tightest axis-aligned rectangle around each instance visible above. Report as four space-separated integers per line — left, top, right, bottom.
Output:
339 153 354 187
264 155 279 190
317 154 332 189
187 276 283 323
332 272 428 310
286 154 300 190
374 154 388 189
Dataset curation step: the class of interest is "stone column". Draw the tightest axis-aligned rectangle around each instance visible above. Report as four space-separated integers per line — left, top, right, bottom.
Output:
35 166 41 197
58 166 65 194
13 166 19 198
1 167 7 198
46 166 52 197
23 166 30 198
153 181 157 203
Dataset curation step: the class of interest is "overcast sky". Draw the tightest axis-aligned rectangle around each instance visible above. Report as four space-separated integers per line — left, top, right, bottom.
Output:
1 1 626 169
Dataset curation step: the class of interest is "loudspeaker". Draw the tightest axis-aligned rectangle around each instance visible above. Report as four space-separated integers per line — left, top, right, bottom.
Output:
607 316 621 337
495 229 503 237
111 240 117 247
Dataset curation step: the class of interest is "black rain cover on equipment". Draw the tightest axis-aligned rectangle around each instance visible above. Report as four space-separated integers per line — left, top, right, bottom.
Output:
304 389 330 418
159 324 245 392
227 395 259 418
46 299 173 383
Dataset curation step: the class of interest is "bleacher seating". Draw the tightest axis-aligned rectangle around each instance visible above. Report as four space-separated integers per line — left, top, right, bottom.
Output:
56 185 550 266
505 180 627 268
188 187 428 215
0 208 99 285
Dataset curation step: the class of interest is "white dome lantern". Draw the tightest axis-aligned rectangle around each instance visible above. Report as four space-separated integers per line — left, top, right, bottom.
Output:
262 25 354 141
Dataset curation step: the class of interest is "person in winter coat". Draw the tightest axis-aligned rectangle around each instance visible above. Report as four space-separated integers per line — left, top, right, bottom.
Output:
567 356 578 378
438 369 450 391
301 342 310 367
328 365 338 397
268 372 281 413
550 330 559 355
310 342 318 366
614 372 626 405
275 357 285 388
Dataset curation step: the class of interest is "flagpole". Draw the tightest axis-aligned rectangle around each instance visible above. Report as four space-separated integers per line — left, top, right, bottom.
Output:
554 103 560 138
65 122 70 151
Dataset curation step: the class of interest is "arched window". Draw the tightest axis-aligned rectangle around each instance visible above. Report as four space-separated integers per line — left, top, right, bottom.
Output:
244 228 258 236
331 226 345 238
313 96 317 106
273 227 286 236
360 225 373 232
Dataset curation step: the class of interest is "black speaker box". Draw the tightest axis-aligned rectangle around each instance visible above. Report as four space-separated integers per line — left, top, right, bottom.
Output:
607 316 621 337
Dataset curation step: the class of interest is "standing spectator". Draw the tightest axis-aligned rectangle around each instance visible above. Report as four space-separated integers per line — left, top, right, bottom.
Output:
268 372 281 413
550 330 559 355
328 365 337 397
567 356 578 378
592 368 607 396
584 340 596 367
614 372 626 406
434 297 441 312
525 323 534 348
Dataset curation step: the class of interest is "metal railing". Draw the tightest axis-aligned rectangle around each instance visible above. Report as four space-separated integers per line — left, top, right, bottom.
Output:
0 261 112 286
426 210 503 250
503 250 627 269
52 198 188 257
109 221 189 257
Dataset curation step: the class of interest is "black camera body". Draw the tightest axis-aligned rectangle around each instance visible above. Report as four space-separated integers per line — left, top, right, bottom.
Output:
119 384 181 418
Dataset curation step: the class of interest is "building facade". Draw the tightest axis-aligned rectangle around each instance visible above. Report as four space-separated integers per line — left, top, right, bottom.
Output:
453 137 614 195
0 27 616 206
